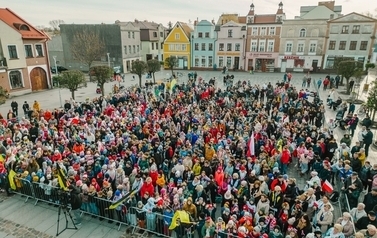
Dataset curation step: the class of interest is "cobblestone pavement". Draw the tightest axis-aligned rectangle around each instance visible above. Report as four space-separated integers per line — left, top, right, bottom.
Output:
0 217 54 238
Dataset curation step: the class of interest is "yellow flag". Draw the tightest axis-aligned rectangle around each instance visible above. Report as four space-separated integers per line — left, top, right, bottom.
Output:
0 154 4 163
57 164 68 191
170 78 177 93
169 210 191 230
8 169 16 190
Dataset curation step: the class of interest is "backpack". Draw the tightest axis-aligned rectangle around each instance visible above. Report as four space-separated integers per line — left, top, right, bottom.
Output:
329 191 340 202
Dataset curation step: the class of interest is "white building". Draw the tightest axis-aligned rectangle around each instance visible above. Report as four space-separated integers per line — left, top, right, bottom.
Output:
278 1 342 73
215 21 246 70
117 22 142 73
323 12 377 69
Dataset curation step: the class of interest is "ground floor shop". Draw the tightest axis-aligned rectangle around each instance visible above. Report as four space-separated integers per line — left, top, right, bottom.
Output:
163 53 190 70
278 55 322 73
245 52 279 72
217 52 244 71
323 55 368 70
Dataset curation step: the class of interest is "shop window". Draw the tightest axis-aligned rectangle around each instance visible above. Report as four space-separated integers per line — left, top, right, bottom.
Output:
218 57 224 67
294 59 305 68
9 70 23 89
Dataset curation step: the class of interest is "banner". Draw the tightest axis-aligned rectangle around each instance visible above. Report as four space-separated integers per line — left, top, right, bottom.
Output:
57 164 68 191
322 180 334 193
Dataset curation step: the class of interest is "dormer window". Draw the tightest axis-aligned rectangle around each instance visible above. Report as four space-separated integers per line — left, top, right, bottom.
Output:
13 23 30 31
248 17 254 23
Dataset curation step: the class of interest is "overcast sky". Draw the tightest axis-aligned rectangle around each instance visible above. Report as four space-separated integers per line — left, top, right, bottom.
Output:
3 0 375 27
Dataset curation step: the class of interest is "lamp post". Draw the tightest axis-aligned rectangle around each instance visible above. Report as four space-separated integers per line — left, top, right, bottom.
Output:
53 56 62 108
107 53 110 68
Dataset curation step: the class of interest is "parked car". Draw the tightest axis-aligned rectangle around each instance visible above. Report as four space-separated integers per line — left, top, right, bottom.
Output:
51 66 68 74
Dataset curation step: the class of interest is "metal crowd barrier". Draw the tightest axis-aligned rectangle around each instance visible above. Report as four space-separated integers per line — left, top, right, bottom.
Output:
9 179 240 238
343 191 357 237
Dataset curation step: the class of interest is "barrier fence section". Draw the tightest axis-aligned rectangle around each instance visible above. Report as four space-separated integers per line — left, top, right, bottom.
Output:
9 179 239 238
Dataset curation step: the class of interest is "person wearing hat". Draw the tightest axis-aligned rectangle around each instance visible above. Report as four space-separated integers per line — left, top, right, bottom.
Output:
268 225 284 238
201 216 215 238
342 171 363 208
356 210 377 230
68 184 83 225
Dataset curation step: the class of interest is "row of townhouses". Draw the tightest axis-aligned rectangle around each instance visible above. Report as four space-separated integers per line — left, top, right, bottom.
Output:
1 1 377 95
164 1 377 73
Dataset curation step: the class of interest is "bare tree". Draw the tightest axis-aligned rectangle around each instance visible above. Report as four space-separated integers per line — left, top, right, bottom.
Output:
71 30 105 71
49 20 65 31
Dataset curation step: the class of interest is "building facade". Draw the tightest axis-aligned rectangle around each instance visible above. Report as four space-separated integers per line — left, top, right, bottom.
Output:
245 2 285 72
60 24 122 72
163 22 193 70
0 8 50 95
191 20 217 70
215 21 246 70
323 12 377 69
279 1 341 72
133 21 166 62
117 22 142 73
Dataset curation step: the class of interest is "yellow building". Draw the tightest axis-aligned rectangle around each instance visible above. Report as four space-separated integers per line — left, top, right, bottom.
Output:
163 22 193 70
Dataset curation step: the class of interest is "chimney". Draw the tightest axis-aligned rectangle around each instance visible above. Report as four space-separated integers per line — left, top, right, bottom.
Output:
211 19 215 25
194 20 197 26
318 1 335 11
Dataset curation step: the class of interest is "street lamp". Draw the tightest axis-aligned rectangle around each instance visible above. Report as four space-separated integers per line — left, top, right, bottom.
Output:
52 56 62 108
107 53 110 68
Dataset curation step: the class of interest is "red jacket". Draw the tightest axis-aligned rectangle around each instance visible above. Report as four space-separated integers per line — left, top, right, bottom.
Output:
280 149 291 165
140 182 154 197
270 179 287 193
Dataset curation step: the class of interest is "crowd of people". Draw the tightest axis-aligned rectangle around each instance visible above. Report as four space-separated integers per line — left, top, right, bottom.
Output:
0 72 376 238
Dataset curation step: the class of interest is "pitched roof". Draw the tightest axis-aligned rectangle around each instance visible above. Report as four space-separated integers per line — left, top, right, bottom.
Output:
328 12 377 23
254 14 277 24
179 22 193 38
132 21 160 30
238 16 246 24
0 8 48 40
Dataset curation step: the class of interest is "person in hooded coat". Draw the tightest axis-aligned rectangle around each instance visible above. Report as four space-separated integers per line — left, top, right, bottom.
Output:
143 197 156 231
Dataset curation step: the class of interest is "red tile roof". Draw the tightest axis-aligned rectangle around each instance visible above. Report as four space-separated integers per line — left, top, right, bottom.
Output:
0 8 48 40
254 14 277 24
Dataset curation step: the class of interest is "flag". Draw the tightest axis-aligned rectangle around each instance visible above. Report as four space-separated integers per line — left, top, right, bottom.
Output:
170 78 177 93
322 180 333 193
169 210 191 230
56 163 68 191
246 132 255 157
68 117 79 126
0 154 4 163
8 169 16 190
108 188 138 209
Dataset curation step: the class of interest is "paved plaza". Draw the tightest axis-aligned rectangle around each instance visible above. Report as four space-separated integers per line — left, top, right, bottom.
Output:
0 69 374 237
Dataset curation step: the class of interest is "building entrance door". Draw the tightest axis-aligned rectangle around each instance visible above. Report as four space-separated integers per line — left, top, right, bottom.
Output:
234 57 239 70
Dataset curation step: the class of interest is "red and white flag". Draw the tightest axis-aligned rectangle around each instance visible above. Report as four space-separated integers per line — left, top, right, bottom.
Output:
322 180 334 193
246 132 255 157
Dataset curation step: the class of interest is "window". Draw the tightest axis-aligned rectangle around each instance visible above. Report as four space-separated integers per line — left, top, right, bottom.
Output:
269 27 275 35
252 27 258 35
349 41 357 50
124 46 127 54
8 45 18 59
182 44 187 51
328 41 336 50
156 42 158 50
235 43 240 51
175 33 180 39
339 41 346 50
9 70 23 89
201 43 206 51
201 56 206 67
160 32 163 37
205 32 210 38
219 43 224 51
137 45 139 52
132 32 135 38
352 25 360 34
208 56 213 67
24 45 33 58
251 40 257 52
258 41 265 52
169 44 175 51
194 43 199 51
297 43 304 53
35 44 43 57
208 43 213 51
299 29 306 37
226 57 232 68
198 32 203 38
285 43 292 52
152 42 154 50
128 32 131 38
341 25 349 34
133 45 136 53
260 27 266 35
228 29 233 38
129 45 132 53
218 57 224 67
267 40 274 52
194 56 199 67
309 43 316 53
153 32 158 37
175 44 181 51
161 43 163 49
360 41 368 50
227 43 232 51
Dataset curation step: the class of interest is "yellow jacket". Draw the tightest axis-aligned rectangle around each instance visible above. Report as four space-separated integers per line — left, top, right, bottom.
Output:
33 102 40 111
205 144 215 160
359 152 366 166
192 164 202 176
